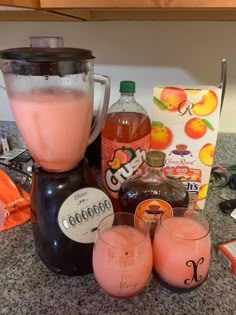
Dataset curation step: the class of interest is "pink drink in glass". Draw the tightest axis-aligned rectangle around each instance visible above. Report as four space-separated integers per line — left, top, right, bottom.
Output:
93 213 153 298
9 90 93 172
153 208 211 291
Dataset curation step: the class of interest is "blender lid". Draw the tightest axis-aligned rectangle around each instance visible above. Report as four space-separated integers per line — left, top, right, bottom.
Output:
0 47 95 61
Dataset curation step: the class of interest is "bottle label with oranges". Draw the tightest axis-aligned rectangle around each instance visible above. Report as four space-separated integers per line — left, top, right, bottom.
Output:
135 199 172 239
151 85 222 210
101 134 150 199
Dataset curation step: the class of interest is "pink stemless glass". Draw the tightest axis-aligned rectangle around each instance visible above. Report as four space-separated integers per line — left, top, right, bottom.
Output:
153 207 211 292
92 212 153 298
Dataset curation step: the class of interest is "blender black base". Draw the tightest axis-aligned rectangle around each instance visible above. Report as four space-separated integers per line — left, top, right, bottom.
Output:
39 258 93 276
30 159 96 276
37 250 93 276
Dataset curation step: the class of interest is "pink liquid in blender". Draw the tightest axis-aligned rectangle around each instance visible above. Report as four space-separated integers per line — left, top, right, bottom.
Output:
153 216 211 289
93 225 153 298
9 90 93 172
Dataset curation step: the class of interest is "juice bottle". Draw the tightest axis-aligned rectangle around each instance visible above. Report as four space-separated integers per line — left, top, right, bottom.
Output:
101 81 151 211
119 150 189 239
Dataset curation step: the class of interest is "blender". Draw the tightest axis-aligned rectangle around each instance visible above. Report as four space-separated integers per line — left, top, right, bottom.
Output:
0 47 114 275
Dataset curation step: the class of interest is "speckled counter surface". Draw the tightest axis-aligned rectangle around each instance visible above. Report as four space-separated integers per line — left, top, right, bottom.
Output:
0 132 235 315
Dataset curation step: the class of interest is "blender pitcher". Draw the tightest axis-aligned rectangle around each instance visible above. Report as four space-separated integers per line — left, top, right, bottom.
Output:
0 47 110 172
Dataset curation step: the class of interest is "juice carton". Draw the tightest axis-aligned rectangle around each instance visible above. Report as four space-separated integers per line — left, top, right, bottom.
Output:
151 86 222 210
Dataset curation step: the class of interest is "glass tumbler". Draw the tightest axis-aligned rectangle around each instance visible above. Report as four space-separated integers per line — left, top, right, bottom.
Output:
153 207 211 292
92 212 153 298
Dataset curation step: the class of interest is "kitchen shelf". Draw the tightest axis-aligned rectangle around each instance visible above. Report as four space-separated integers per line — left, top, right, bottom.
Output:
0 9 78 21
40 0 236 9
42 9 236 22
1 0 236 21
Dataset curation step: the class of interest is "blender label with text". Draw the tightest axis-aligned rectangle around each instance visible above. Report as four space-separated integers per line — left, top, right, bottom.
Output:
58 187 114 243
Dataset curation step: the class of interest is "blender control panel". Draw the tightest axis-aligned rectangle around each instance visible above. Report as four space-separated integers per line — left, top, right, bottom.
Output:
58 187 114 243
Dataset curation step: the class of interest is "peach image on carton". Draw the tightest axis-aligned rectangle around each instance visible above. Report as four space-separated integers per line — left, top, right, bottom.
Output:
159 87 187 111
198 183 209 201
184 118 214 139
153 87 187 112
151 121 173 150
199 143 215 166
192 90 218 116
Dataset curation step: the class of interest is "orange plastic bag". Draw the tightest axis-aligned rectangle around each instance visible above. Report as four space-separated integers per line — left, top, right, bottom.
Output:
0 169 30 231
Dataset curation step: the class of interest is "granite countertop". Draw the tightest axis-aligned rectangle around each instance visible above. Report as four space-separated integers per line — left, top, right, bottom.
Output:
0 133 236 315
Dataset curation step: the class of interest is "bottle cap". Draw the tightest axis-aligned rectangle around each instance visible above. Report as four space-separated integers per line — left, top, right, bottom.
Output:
146 150 166 167
120 81 136 93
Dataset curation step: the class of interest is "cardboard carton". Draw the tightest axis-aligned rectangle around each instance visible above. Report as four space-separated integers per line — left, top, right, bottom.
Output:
151 85 222 210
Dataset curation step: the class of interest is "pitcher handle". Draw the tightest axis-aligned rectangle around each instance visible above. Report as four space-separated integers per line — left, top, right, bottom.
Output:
88 74 110 145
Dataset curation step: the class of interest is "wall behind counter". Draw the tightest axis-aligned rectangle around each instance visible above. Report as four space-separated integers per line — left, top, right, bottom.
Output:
0 21 235 133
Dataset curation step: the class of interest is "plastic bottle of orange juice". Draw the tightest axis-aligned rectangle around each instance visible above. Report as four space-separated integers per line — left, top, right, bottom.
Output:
101 81 151 211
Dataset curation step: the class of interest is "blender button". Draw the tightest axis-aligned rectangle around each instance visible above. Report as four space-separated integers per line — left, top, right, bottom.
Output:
104 199 112 208
62 219 69 229
99 202 105 212
69 216 76 226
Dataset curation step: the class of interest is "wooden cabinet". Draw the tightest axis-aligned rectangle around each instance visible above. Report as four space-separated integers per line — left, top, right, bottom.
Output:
40 0 236 9
1 0 236 21
0 0 76 20
0 0 38 8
